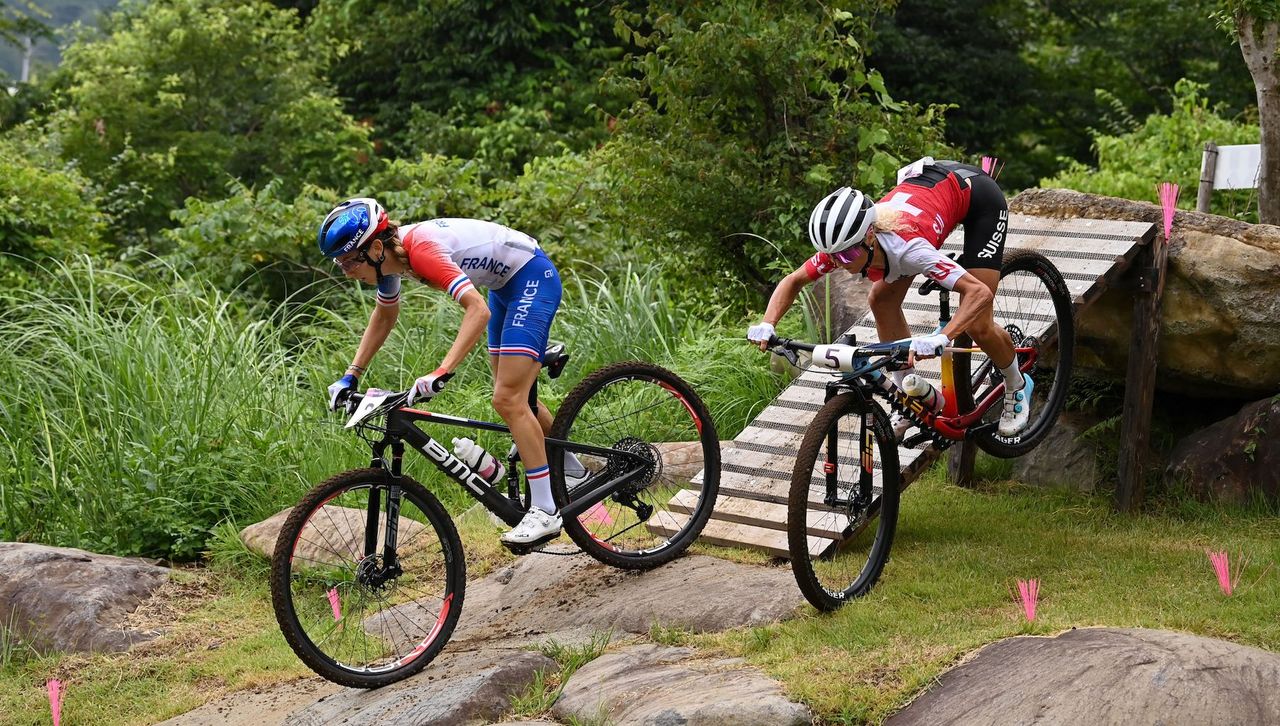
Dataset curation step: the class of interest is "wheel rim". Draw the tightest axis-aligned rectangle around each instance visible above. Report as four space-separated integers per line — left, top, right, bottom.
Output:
561 374 712 556
798 408 893 602
283 483 455 676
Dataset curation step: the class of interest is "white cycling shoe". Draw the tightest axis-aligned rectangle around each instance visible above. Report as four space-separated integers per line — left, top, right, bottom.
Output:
998 374 1035 437
501 506 563 547
489 469 590 529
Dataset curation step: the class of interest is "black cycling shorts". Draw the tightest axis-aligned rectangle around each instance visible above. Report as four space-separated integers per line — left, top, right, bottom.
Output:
934 162 1008 271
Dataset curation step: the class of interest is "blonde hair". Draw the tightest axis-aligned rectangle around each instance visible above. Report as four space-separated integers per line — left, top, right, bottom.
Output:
870 205 911 235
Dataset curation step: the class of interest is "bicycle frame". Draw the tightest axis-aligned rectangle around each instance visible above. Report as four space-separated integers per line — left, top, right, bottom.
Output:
361 404 652 529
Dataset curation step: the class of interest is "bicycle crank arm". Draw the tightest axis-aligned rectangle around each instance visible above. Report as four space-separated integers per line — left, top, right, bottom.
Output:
966 421 999 439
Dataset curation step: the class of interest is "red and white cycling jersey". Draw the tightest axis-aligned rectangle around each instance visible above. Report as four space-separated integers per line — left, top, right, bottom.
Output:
375 218 540 306
803 170 971 290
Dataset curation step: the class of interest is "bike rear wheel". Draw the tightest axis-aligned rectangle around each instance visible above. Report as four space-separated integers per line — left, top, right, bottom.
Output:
788 392 901 611
270 468 465 688
550 361 720 570
953 249 1075 458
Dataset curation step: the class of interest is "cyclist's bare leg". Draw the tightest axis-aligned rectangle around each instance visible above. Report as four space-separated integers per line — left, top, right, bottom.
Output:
490 356 554 434
960 268 1015 370
492 355 552 506
869 276 915 342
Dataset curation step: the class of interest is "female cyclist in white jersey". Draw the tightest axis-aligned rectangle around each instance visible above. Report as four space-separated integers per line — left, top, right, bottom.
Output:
747 159 1033 439
318 198 584 547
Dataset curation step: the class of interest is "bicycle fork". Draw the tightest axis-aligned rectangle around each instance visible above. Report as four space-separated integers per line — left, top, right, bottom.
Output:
821 390 874 514
360 440 406 585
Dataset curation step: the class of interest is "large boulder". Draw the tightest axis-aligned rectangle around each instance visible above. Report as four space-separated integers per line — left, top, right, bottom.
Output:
1167 395 1280 504
553 644 812 725
1010 188 1280 398
0 543 170 654
889 628 1280 725
240 505 430 564
1010 411 1106 491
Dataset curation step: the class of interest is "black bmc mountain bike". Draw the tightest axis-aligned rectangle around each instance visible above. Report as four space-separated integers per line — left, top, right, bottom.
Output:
770 249 1074 611
269 348 720 687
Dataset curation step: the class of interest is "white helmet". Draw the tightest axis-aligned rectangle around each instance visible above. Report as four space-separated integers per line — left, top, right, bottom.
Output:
808 186 877 254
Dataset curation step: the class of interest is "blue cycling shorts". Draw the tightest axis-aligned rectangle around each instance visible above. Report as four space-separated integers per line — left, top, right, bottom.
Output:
486 250 562 361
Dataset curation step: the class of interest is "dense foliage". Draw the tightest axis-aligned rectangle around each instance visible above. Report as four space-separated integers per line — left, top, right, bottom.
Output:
1043 80 1261 219
51 0 371 236
0 0 1273 559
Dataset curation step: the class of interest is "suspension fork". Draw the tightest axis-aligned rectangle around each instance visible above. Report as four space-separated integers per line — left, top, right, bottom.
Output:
363 439 406 568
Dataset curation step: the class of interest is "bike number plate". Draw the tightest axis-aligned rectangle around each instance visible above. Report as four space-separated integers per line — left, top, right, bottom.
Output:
346 389 395 429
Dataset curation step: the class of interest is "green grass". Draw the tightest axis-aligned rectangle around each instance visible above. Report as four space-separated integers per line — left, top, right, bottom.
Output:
0 259 781 560
697 463 1280 724
2 470 1277 725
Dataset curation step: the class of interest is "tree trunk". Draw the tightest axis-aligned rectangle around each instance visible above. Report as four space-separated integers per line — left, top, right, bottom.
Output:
1237 13 1280 224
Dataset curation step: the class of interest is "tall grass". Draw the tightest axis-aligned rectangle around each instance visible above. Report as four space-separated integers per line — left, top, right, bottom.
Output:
0 259 785 559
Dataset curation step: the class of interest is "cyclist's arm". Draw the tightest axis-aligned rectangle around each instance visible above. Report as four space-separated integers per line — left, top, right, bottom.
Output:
762 266 814 327
938 273 993 341
349 302 399 373
436 288 490 373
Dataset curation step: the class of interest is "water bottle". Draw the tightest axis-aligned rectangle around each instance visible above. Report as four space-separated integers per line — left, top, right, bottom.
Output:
901 374 943 413
452 437 507 484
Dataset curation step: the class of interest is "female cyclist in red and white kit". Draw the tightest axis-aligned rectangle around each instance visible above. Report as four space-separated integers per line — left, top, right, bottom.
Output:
318 198 585 547
748 158 1033 438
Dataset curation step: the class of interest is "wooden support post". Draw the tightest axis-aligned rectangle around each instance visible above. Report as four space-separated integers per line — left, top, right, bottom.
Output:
1197 143 1218 213
1115 228 1167 512
948 336 977 487
948 441 977 488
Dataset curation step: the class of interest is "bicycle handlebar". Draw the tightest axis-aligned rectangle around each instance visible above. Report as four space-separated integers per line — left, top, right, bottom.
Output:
764 334 914 373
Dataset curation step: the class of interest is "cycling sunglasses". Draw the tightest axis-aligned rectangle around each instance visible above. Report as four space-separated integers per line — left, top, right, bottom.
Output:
832 244 868 267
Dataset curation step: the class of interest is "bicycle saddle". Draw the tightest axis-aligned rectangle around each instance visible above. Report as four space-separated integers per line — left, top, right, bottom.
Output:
541 343 570 379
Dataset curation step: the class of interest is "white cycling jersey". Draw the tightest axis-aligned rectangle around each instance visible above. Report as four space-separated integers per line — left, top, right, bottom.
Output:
375 218 541 306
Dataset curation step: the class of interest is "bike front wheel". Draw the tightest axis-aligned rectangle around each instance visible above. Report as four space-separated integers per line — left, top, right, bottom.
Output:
954 249 1076 458
788 392 901 611
270 468 466 688
550 361 720 570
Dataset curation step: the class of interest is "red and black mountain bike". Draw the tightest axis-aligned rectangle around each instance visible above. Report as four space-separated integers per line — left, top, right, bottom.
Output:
768 249 1074 611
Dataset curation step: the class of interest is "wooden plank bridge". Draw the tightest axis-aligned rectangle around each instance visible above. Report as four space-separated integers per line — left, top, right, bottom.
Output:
653 214 1159 558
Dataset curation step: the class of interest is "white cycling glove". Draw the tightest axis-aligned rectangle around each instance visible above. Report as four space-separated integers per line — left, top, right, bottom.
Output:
910 333 951 359
747 321 776 345
407 367 453 406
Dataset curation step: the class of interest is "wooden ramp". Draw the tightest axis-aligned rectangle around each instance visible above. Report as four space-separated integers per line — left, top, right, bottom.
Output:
652 214 1157 558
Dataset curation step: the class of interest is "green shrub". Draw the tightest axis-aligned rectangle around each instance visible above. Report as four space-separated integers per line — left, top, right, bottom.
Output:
52 0 372 238
0 133 105 290
597 1 951 312
1041 80 1260 219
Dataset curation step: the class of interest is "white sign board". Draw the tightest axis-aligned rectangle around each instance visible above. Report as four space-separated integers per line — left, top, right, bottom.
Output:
1210 144 1261 190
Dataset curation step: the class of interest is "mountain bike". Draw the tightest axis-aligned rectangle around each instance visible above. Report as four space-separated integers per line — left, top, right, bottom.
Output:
768 249 1073 611
269 348 720 687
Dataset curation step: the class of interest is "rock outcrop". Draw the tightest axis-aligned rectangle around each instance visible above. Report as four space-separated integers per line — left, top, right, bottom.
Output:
1167 395 1280 504
889 628 1280 725
553 644 812 725
0 543 170 653
1010 188 1280 398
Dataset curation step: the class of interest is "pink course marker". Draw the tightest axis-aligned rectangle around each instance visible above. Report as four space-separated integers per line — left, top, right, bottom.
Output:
47 679 63 726
981 155 1004 180
1012 578 1039 621
327 587 342 621
1157 182 1180 241
1208 550 1241 596
581 502 614 527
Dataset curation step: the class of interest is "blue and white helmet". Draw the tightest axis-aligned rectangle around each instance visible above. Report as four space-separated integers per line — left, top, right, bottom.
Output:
808 187 876 254
318 197 389 258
